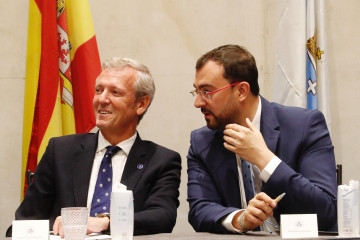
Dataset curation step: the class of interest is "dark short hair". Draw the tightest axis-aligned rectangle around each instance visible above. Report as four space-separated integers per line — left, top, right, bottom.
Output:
196 44 259 95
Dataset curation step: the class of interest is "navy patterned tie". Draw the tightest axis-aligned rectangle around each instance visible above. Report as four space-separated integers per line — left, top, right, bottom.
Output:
90 146 120 216
242 159 262 231
241 159 255 204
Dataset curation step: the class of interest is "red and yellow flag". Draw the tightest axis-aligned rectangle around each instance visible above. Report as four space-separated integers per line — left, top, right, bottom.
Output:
22 0 101 198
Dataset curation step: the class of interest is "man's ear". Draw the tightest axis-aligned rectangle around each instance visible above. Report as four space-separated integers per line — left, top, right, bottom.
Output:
136 95 151 116
234 82 250 102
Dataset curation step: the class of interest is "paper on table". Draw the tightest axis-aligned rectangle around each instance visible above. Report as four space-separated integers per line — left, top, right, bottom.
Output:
50 233 111 240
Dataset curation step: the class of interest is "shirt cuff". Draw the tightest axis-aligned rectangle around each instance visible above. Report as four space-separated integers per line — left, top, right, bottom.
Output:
221 210 243 233
259 156 281 183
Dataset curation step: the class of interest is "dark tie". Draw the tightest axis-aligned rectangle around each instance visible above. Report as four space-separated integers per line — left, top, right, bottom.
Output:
241 159 262 231
241 159 255 205
90 146 120 216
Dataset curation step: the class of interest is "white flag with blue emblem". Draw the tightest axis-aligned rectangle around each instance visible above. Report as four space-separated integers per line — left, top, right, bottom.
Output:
306 0 317 109
273 0 331 131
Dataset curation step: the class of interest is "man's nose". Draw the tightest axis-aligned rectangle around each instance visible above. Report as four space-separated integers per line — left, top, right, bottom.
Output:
98 90 110 103
194 94 206 108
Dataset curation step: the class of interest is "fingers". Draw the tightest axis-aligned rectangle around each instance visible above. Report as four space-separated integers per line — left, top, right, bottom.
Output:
225 119 259 133
225 123 249 133
223 123 257 162
245 117 260 133
87 216 110 234
223 124 250 146
223 131 241 145
224 121 273 170
224 122 257 142
53 216 64 238
243 209 265 228
248 198 273 220
255 192 277 208
223 142 234 152
243 192 277 230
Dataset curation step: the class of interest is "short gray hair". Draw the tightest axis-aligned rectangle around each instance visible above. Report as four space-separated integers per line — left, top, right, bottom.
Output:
101 57 155 121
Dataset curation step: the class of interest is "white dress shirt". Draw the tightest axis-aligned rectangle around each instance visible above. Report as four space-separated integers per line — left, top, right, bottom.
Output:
222 97 281 232
86 131 137 211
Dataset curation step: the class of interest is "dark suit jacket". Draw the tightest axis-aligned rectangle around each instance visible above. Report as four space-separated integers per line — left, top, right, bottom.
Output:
187 97 337 233
13 132 181 235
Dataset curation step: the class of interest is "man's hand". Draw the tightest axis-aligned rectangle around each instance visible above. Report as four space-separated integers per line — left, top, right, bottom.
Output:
223 118 275 170
233 192 277 231
86 216 110 234
53 216 64 238
53 216 110 238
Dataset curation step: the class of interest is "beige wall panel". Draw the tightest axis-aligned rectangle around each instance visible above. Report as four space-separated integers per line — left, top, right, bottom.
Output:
0 78 24 234
326 0 360 184
0 0 27 78
0 0 28 234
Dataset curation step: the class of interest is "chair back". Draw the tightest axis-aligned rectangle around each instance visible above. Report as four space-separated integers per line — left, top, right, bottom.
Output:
26 170 34 185
336 164 342 186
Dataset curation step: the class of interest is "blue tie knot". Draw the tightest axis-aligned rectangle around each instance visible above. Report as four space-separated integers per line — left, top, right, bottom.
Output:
106 145 120 157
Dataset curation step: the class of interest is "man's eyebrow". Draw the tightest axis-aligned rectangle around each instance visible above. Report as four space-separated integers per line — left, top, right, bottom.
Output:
193 84 213 89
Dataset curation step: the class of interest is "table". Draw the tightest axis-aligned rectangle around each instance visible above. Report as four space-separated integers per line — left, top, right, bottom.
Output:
4 231 354 240
132 232 346 240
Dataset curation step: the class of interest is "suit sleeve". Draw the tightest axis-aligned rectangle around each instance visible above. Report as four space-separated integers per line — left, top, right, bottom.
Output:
133 151 181 235
15 138 56 223
263 110 337 231
187 132 238 233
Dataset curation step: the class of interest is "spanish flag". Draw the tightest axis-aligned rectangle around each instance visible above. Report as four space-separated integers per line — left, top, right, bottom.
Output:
22 0 101 198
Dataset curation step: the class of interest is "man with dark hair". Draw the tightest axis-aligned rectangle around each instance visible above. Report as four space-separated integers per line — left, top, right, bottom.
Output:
9 57 181 237
187 44 337 233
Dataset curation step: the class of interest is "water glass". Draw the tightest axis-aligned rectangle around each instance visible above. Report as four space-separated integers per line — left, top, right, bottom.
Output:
61 207 88 240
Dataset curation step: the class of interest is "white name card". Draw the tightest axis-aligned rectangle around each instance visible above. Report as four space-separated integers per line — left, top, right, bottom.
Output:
12 220 49 240
280 214 318 239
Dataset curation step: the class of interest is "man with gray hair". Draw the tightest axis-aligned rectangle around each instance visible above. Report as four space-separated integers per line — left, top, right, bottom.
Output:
11 57 181 236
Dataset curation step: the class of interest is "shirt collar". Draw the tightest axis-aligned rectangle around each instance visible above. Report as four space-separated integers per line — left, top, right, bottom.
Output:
97 131 137 156
252 96 262 130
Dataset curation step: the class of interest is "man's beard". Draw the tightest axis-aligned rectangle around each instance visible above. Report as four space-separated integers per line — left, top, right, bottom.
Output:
202 108 229 130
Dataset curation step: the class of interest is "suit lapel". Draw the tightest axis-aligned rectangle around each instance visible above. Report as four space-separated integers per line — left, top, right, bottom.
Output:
211 130 242 208
121 134 148 191
73 132 98 206
260 96 280 156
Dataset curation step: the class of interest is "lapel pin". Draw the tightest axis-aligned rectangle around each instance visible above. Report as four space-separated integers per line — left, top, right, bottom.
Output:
137 164 144 169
